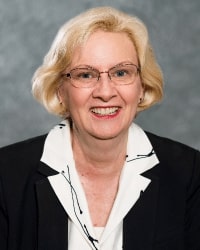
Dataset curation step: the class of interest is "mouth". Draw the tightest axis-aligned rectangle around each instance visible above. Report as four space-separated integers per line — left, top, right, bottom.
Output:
90 107 120 116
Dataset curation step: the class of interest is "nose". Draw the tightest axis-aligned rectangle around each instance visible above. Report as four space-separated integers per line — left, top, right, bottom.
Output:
92 73 117 101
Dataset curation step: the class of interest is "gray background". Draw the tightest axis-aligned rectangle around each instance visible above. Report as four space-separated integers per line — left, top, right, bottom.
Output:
0 0 199 149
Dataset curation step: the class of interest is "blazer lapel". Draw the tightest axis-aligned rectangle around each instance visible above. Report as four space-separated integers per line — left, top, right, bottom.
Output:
123 165 160 250
36 162 68 250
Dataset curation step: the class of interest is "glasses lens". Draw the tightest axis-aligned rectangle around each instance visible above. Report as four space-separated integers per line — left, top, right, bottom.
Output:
70 68 98 87
109 64 138 85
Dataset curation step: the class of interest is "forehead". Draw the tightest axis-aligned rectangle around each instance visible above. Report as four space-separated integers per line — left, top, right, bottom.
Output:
70 31 138 68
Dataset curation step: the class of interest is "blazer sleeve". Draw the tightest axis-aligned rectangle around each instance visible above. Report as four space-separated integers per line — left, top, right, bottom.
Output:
185 149 200 249
0 177 8 250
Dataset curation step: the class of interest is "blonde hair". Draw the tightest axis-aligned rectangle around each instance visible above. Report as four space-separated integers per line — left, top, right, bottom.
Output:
32 6 163 117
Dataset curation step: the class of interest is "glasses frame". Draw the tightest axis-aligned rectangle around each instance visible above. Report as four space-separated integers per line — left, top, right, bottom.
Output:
62 63 141 88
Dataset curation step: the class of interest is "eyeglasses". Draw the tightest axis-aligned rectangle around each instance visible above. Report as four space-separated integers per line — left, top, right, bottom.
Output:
62 63 140 88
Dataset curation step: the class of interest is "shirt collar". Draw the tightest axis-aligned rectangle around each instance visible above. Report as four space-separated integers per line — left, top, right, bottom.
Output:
126 122 159 174
40 120 73 173
41 120 159 175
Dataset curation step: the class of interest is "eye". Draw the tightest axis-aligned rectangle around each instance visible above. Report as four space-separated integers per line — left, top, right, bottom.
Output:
78 72 93 79
73 69 97 80
111 68 130 78
110 64 135 79
114 69 128 77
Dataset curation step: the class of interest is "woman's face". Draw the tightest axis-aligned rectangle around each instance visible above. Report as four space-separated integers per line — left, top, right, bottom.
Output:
59 31 143 140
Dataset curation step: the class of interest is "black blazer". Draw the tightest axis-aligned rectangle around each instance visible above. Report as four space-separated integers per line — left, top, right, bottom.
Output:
0 132 200 250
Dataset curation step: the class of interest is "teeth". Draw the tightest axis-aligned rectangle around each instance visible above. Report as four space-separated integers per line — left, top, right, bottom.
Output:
91 107 119 115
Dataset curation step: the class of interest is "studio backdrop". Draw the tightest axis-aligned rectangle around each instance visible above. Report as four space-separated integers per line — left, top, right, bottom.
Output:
0 0 200 149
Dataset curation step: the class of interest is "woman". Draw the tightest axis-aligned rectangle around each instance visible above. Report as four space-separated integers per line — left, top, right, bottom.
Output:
0 6 199 250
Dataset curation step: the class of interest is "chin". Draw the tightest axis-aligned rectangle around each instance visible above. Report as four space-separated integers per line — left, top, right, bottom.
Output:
89 127 126 141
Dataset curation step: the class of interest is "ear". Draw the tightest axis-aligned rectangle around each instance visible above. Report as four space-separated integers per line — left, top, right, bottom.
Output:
138 86 144 104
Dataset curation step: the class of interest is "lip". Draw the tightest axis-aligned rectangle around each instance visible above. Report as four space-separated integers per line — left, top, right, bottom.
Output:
90 106 121 118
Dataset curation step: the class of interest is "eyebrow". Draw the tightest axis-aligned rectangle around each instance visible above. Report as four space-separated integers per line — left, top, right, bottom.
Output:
70 61 137 70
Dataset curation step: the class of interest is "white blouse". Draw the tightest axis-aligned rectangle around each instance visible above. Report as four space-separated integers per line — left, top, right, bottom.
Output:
40 120 159 250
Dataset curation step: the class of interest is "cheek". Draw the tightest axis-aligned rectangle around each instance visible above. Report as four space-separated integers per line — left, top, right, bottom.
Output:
122 84 143 105
58 84 68 103
59 84 77 105
61 85 92 111
58 85 74 114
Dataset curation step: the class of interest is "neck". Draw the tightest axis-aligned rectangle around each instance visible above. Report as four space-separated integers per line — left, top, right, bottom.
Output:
71 126 128 174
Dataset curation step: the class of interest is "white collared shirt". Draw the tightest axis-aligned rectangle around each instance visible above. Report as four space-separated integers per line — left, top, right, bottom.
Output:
40 120 159 250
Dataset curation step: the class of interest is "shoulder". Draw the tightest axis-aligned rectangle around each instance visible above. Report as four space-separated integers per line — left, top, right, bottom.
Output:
146 131 199 160
145 131 200 186
0 134 47 174
0 134 47 157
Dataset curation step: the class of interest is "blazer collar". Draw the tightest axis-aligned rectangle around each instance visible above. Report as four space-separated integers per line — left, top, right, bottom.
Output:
35 174 68 250
38 161 58 176
123 165 160 250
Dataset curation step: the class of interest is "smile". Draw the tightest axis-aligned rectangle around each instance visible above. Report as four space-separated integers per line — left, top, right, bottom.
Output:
91 107 119 116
